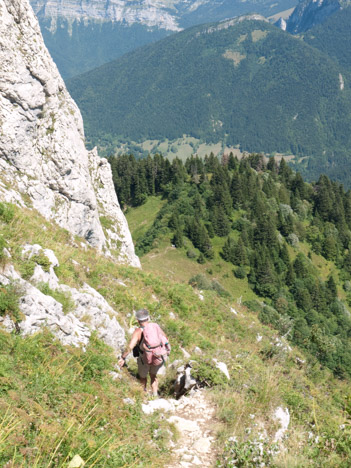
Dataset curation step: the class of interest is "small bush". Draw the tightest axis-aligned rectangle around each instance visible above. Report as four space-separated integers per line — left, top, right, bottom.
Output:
259 305 280 327
191 360 228 388
211 280 230 298
18 250 52 279
197 253 206 264
243 300 263 313
32 251 51 272
0 202 15 224
0 236 7 265
187 249 197 259
189 274 212 290
234 266 246 279
0 281 23 323
17 258 36 280
37 282 75 314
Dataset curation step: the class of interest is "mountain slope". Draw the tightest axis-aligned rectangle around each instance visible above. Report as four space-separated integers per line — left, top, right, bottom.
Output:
68 16 351 173
303 4 351 71
1 186 351 467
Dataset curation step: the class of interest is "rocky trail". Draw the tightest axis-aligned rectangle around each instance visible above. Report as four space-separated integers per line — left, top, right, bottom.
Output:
143 389 218 467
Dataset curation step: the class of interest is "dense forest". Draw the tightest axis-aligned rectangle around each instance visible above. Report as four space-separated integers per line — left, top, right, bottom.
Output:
111 152 351 377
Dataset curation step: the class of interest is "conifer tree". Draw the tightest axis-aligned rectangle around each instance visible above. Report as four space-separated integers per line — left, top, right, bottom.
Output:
233 237 248 266
211 205 231 237
221 236 236 263
172 228 183 248
230 173 243 209
326 275 338 303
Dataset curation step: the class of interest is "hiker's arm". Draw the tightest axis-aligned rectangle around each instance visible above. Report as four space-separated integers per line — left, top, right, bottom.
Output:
118 329 141 368
160 328 171 355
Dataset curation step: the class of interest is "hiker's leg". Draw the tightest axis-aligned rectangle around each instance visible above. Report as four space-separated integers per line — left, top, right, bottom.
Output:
150 373 158 396
137 357 149 392
139 376 147 392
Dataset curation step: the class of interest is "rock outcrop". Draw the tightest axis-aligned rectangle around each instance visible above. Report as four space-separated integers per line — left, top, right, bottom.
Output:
0 244 126 351
0 0 140 267
277 0 342 34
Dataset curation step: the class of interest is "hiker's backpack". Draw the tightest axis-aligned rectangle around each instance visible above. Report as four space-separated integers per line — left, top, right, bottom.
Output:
141 323 170 366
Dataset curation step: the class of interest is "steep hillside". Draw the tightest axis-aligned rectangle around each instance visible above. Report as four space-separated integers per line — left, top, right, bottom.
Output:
30 0 298 78
68 15 351 184
303 4 351 71
1 195 351 466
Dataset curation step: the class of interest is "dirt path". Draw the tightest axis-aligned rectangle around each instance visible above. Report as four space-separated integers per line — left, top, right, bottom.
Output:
166 390 217 467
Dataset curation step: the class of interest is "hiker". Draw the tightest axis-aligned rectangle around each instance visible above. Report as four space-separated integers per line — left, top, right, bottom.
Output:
118 308 170 396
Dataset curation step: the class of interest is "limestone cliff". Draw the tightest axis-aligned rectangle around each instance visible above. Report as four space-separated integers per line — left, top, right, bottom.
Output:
30 0 182 31
281 0 343 34
0 0 140 267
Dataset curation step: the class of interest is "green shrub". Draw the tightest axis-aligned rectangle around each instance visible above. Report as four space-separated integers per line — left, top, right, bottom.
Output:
18 250 52 279
0 235 7 264
32 251 51 272
191 360 228 388
17 258 36 280
211 280 230 298
259 305 280 328
188 274 230 297
37 282 75 314
0 281 23 323
234 266 247 279
187 249 197 259
0 202 15 223
197 253 206 264
188 274 212 290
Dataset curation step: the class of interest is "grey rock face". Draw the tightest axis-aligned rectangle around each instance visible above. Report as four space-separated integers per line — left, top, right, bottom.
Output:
0 0 139 267
284 0 341 34
0 244 126 351
30 0 182 31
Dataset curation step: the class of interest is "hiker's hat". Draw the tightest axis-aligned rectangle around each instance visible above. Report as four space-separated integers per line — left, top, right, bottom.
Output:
135 308 149 322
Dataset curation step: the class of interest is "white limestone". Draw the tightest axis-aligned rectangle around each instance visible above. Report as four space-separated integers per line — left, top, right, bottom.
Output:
0 243 126 351
213 359 230 380
0 0 139 267
273 407 290 442
30 0 182 31
142 398 175 414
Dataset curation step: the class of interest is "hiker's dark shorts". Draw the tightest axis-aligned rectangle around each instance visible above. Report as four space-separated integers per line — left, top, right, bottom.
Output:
137 356 164 378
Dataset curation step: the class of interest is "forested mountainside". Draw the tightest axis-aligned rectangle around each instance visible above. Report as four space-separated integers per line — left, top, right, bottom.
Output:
68 15 351 185
30 0 297 78
303 5 351 71
112 152 351 378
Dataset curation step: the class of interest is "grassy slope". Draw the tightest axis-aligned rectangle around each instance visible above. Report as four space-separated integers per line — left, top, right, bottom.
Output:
1 204 351 466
